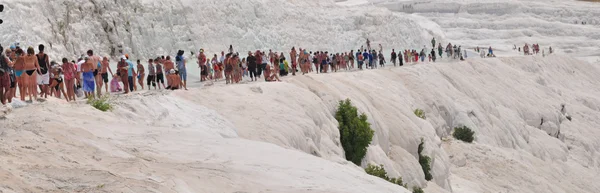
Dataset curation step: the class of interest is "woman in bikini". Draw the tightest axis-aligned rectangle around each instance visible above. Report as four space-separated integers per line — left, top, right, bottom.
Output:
23 47 41 102
12 48 26 101
62 58 76 102
48 62 68 101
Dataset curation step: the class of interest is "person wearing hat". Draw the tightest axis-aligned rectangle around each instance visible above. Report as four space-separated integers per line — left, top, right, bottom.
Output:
166 69 180 90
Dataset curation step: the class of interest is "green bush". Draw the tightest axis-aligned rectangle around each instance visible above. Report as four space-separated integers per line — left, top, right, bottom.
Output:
365 164 405 188
414 109 426 120
335 99 374 165
87 96 113 112
418 139 433 181
365 164 388 179
413 186 424 193
453 126 475 143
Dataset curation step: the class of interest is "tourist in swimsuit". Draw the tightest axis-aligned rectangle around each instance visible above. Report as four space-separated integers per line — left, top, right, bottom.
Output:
267 66 281 82
264 61 271 81
12 48 26 102
23 47 41 102
164 56 175 86
0 45 13 105
154 58 166 89
99 56 113 96
290 47 297 76
197 49 207 81
166 69 181 90
87 50 102 96
81 57 96 98
62 58 76 102
48 62 68 101
136 60 145 90
224 53 233 84
117 56 130 94
232 53 241 83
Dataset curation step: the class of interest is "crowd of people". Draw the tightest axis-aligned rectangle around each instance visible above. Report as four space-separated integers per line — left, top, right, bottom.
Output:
1 39 488 106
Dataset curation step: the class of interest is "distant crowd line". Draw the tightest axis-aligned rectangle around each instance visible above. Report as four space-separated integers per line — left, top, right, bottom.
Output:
1 38 509 105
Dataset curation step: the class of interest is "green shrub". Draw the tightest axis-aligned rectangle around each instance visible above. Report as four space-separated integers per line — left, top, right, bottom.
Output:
87 96 113 112
418 139 433 181
414 109 426 120
453 126 475 143
413 186 424 193
335 99 374 165
365 164 388 179
365 164 405 188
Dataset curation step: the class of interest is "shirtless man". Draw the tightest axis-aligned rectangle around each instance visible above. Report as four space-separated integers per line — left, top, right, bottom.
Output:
99 56 113 96
166 69 181 90
81 57 95 98
163 56 175 86
87 50 102 96
290 47 297 76
136 60 145 90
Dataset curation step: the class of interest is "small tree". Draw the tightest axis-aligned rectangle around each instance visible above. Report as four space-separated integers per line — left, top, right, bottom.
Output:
453 126 475 143
418 139 433 181
414 109 426 120
336 99 374 165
